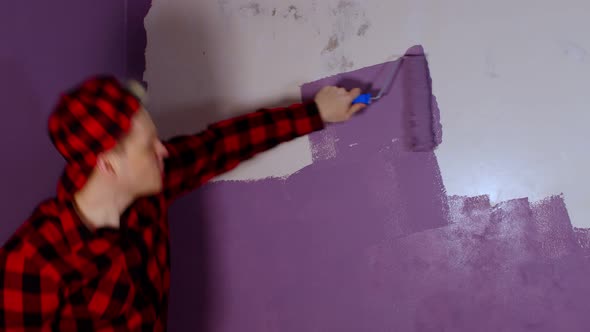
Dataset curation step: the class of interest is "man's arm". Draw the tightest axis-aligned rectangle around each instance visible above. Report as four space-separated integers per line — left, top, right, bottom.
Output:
162 101 324 201
0 249 60 331
161 86 366 201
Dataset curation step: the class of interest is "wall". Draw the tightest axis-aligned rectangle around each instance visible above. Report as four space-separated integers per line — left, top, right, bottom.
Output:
141 0 590 330
2 0 589 330
145 0 590 227
160 46 590 331
0 1 150 243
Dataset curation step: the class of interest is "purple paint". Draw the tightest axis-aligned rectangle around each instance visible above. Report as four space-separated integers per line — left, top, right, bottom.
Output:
167 46 449 331
0 1 151 244
364 195 590 331
301 45 448 234
532 195 579 259
125 0 153 83
303 45 442 158
3 4 585 328
166 45 590 331
575 228 590 258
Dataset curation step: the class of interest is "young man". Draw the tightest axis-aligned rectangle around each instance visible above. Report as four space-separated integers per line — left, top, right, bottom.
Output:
0 75 365 331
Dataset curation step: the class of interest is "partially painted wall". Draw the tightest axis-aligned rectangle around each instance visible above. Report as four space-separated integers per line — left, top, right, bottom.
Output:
164 46 590 331
3 0 590 331
145 0 590 226
142 1 590 331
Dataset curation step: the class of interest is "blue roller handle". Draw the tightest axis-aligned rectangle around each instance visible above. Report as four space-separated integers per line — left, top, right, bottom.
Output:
352 93 372 105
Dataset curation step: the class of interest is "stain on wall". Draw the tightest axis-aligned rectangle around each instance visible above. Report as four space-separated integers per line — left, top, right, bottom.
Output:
329 0 371 39
220 1 308 21
357 22 370 36
317 0 372 72
284 5 304 20
322 35 340 53
327 55 354 71
216 0 370 73
239 2 262 16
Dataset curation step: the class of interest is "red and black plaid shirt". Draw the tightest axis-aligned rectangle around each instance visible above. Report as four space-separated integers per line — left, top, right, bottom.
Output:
0 103 324 331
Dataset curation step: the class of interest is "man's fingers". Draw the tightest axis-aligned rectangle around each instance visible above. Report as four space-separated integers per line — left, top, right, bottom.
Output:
336 87 348 95
349 87 362 99
347 103 366 116
346 88 366 118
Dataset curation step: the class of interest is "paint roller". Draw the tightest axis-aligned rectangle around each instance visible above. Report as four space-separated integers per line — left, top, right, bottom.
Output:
352 53 437 152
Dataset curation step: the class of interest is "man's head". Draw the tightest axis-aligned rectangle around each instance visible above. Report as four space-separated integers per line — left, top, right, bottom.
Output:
95 109 169 198
49 75 169 201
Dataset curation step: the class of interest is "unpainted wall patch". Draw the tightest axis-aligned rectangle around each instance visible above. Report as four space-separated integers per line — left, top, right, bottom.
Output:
321 0 371 71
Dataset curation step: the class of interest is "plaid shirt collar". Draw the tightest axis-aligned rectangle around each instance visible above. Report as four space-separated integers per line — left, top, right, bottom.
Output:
56 193 124 252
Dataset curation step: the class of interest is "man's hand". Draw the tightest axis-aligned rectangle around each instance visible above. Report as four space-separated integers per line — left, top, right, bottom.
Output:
314 86 367 123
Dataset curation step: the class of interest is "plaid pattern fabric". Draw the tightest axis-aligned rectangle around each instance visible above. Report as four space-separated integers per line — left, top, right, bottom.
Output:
48 75 142 201
163 102 325 200
0 96 324 330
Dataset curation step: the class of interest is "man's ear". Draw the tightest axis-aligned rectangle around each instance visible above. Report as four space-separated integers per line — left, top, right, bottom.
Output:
126 79 148 104
96 153 117 175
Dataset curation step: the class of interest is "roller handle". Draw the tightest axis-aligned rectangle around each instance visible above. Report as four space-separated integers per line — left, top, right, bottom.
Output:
352 93 372 105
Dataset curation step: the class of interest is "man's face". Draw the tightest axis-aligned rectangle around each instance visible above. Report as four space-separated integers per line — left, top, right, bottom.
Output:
115 110 169 197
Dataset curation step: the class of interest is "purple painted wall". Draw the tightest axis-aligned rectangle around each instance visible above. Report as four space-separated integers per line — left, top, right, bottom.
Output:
4 3 589 331
364 195 590 331
0 1 150 243
166 47 590 331
166 47 451 331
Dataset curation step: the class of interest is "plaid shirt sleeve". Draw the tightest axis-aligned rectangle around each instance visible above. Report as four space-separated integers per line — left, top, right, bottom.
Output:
0 248 60 330
162 101 324 201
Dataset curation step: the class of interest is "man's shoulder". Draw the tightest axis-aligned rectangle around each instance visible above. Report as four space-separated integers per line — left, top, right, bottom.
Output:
1 198 66 263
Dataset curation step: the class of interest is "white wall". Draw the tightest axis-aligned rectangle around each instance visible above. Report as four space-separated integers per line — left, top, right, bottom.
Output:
144 0 590 227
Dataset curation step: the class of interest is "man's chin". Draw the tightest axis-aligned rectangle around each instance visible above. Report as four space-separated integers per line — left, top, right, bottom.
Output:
136 184 164 198
148 185 164 196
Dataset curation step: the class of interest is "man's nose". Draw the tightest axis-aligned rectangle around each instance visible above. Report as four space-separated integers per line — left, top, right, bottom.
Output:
157 140 169 158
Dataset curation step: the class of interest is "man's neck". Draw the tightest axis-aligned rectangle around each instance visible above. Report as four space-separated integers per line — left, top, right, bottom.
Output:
73 180 134 230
